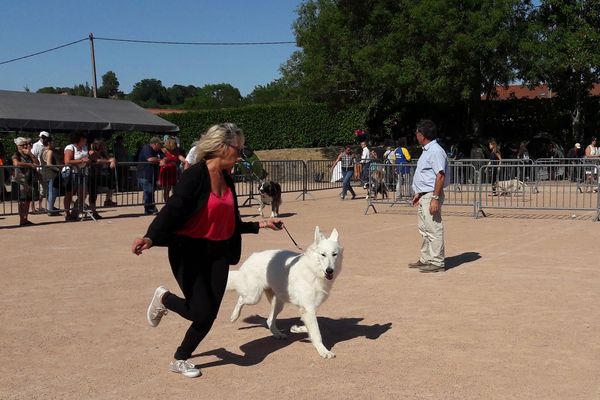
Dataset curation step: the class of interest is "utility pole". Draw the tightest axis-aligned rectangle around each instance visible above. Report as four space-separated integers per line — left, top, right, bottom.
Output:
89 32 98 98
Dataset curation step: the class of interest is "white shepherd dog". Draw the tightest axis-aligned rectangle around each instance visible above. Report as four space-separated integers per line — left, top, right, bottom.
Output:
226 226 343 358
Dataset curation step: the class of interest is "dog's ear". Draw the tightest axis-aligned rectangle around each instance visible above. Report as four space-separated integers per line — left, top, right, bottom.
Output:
314 226 324 244
329 228 339 242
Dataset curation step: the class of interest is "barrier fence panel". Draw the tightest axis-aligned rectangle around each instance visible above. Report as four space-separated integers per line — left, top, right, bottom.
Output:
305 160 345 193
364 163 416 214
446 161 478 213
477 164 600 220
257 160 307 197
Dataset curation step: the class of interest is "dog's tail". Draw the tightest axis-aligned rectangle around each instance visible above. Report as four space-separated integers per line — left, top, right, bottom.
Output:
225 270 240 292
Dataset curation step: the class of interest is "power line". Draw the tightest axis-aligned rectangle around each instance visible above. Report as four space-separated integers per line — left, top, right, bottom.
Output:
94 36 296 46
0 35 297 66
0 38 88 65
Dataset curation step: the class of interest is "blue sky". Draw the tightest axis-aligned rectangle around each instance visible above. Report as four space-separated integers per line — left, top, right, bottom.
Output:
0 0 300 96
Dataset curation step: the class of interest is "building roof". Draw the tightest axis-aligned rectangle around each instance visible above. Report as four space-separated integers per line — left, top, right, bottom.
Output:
0 90 179 133
483 84 600 100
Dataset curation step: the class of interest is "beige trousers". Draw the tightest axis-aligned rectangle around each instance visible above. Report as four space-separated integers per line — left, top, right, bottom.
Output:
417 192 445 267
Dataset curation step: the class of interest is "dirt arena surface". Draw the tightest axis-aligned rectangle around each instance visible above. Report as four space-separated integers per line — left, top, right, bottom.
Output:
1 188 599 399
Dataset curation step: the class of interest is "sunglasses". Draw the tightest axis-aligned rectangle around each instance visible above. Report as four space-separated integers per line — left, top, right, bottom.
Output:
20 143 32 147
228 143 243 155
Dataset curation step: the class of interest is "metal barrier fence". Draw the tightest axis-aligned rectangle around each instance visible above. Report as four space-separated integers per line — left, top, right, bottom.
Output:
2 158 599 222
363 161 599 220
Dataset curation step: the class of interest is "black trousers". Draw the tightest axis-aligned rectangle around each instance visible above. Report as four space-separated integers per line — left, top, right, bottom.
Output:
163 237 230 360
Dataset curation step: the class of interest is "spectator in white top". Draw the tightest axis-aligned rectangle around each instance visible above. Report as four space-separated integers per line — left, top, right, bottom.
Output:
31 131 49 163
359 141 371 189
31 131 50 213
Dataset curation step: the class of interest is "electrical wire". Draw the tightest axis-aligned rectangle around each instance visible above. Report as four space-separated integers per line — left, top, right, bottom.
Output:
0 38 88 65
0 35 296 66
94 36 296 46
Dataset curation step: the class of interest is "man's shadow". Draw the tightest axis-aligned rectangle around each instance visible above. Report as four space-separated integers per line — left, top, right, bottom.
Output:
445 252 481 271
192 315 391 369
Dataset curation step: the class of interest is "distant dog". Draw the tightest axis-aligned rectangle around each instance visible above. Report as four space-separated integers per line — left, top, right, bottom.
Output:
370 170 388 200
258 180 282 218
497 179 525 195
226 226 343 358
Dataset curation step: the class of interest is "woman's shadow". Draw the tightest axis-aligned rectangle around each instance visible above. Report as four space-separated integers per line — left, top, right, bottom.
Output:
192 315 391 369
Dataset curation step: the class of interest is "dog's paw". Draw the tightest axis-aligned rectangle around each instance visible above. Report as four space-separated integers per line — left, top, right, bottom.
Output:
290 324 308 334
272 331 288 340
270 212 278 218
319 350 336 359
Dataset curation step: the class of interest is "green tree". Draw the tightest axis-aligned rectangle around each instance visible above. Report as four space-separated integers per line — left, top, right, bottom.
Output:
518 0 600 141
98 70 121 98
290 0 528 135
167 84 200 106
183 83 243 110
246 79 296 104
129 78 169 107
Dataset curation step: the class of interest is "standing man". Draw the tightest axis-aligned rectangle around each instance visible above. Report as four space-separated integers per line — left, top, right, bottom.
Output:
359 141 371 189
137 137 163 215
31 131 50 213
409 120 449 273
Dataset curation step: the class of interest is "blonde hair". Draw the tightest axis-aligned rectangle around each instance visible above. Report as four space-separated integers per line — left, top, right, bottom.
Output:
193 123 244 161
164 137 177 152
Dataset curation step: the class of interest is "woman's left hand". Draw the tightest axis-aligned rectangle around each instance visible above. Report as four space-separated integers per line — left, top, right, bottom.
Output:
261 219 284 230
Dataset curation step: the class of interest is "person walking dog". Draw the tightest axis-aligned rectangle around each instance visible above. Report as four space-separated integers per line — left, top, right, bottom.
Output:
131 123 283 378
408 120 449 273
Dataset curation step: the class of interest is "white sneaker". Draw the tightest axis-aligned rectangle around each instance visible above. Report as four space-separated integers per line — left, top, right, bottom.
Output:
170 359 201 378
147 286 168 327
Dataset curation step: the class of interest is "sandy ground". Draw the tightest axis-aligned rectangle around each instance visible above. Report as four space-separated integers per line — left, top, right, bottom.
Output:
1 188 599 400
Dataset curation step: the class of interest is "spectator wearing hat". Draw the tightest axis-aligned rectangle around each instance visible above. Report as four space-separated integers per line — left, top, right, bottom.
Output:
137 137 163 215
30 131 50 213
11 137 39 226
31 131 49 163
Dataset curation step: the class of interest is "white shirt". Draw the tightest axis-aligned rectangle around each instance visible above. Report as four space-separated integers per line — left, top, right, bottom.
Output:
412 139 449 194
31 139 44 163
360 146 370 163
62 144 89 173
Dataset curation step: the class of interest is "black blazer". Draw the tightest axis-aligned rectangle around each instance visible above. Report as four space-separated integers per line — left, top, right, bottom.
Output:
144 160 259 265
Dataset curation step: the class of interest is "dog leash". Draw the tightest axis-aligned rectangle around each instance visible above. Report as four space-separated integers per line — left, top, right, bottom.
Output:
281 224 303 251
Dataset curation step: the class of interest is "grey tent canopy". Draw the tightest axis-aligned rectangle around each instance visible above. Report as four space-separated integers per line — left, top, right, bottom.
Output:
0 90 179 133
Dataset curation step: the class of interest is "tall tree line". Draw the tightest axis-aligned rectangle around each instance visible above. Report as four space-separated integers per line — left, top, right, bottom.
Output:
283 0 600 141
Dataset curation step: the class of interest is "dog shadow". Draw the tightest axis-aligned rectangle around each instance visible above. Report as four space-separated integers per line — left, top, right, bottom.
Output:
192 315 391 369
444 252 481 270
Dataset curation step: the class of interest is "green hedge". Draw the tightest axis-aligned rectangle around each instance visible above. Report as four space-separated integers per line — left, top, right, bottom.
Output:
0 103 365 160
162 103 365 151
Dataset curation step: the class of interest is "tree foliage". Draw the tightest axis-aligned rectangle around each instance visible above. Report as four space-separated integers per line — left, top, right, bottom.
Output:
289 0 529 134
98 70 121 99
517 0 600 140
128 78 169 107
183 83 243 110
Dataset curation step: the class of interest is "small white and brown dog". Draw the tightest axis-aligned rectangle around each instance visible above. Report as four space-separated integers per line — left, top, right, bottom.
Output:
258 180 282 218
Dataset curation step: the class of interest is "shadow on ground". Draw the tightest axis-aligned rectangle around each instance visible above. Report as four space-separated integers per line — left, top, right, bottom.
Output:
445 252 482 271
192 315 391 369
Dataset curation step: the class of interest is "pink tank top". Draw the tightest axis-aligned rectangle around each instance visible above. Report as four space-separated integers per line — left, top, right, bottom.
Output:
176 186 235 240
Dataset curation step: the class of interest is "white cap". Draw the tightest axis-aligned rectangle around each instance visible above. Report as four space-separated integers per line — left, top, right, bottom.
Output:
575 143 581 149
39 131 49 138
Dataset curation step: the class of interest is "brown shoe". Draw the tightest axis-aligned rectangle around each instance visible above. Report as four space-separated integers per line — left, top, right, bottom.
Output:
408 260 429 268
419 264 445 273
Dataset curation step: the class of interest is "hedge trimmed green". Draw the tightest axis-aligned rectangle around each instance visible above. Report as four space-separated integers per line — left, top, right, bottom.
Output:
162 103 365 151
